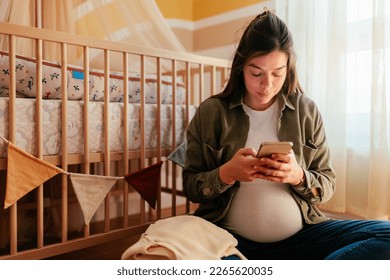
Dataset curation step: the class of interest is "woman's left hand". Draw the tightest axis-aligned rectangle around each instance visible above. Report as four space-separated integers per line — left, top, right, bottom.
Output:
253 151 304 185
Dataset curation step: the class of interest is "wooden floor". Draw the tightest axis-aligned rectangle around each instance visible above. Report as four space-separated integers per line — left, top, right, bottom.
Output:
45 204 197 260
45 234 142 260
46 210 361 260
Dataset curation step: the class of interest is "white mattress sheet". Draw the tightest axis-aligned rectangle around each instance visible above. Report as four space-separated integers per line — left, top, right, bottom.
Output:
0 97 196 157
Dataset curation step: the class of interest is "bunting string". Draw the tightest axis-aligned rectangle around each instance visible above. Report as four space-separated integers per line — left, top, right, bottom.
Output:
1 136 164 225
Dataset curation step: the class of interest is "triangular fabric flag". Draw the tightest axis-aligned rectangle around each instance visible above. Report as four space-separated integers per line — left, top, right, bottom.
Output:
124 161 163 209
69 173 123 225
4 140 64 209
167 141 187 168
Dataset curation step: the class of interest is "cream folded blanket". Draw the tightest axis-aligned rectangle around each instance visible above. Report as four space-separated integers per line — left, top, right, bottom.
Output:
121 215 246 260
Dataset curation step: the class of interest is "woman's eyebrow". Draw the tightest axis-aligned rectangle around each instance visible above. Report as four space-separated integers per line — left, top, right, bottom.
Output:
248 64 287 71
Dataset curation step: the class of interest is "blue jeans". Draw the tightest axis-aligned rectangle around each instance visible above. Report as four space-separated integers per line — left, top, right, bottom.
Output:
232 219 390 260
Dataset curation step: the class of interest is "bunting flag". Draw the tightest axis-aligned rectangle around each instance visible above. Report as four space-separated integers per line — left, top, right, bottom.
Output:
2 136 165 221
124 161 163 210
69 173 123 225
167 141 187 168
3 139 65 209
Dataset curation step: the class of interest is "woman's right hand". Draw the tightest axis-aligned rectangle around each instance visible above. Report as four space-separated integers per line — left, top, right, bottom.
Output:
218 147 260 185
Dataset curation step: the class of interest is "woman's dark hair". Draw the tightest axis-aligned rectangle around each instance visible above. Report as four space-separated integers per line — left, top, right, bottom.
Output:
217 9 303 99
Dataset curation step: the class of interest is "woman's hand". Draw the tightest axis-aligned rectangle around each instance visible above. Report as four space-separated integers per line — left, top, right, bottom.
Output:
218 147 267 185
254 151 304 185
218 148 304 186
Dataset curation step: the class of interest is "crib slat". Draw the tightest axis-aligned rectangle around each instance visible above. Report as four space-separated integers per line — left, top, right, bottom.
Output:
172 61 177 145
199 64 204 104
35 38 44 249
103 49 111 233
156 57 162 219
170 60 178 216
139 55 146 168
156 58 162 160
211 65 216 97
83 46 91 238
123 52 129 228
61 43 69 243
185 62 191 127
8 36 16 142
185 62 192 214
171 163 177 216
83 47 90 174
139 55 146 223
9 203 17 255
185 61 191 217
8 35 17 255
103 49 110 174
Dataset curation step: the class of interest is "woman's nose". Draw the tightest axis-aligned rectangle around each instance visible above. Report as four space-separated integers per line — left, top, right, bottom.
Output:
260 74 272 88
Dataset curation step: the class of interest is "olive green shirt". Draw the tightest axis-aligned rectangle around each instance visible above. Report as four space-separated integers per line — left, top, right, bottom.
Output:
183 92 336 225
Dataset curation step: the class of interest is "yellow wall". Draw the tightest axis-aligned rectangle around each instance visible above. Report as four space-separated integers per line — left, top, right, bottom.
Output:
155 0 272 58
193 0 266 20
155 0 193 21
156 0 263 21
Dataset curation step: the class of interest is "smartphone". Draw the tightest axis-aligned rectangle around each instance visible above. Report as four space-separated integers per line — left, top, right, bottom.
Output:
256 141 293 158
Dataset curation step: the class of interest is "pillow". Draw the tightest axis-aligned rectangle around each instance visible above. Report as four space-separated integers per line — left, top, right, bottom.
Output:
0 52 62 99
0 51 186 104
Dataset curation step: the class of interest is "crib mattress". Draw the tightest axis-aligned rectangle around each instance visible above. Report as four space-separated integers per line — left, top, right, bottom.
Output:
0 97 196 157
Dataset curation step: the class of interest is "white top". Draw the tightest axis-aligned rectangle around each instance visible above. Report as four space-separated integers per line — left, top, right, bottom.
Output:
222 101 303 242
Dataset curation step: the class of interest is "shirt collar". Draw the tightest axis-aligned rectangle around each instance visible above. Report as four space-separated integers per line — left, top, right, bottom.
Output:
278 93 295 111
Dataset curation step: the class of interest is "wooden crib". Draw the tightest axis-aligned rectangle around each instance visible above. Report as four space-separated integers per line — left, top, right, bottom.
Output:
0 22 230 260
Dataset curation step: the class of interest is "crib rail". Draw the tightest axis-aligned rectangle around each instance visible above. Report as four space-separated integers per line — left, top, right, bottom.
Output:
0 22 230 259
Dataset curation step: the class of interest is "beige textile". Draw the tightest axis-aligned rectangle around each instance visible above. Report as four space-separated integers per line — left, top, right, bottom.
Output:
3 139 64 209
69 173 122 225
121 215 246 260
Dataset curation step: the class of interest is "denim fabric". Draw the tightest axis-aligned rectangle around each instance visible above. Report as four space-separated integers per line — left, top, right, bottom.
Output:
233 219 390 260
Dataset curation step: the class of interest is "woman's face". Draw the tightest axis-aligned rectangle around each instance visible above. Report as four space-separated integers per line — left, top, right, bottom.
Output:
243 50 288 111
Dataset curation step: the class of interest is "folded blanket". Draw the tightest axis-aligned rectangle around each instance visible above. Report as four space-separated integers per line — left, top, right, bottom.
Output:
121 215 246 260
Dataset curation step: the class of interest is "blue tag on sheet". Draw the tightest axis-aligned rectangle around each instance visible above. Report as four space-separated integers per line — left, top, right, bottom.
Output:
72 71 84 80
